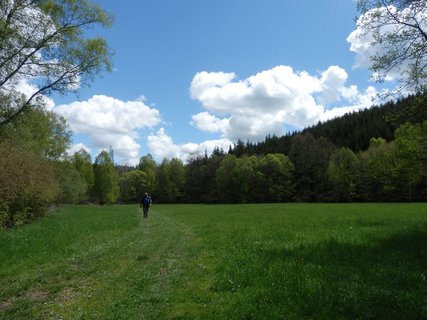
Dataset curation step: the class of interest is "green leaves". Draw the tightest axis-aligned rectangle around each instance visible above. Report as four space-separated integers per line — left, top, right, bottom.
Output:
0 0 113 124
94 151 119 205
356 0 427 94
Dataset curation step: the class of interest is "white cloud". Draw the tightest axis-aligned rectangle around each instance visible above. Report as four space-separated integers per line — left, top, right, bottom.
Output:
319 66 348 104
55 95 160 134
189 65 378 141
91 133 141 165
191 112 229 133
147 128 232 162
55 95 161 164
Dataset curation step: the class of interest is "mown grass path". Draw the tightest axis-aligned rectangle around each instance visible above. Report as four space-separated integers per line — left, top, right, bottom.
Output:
0 203 426 319
0 205 201 319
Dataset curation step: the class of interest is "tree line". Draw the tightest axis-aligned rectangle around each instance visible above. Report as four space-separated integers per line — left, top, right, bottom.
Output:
2 0 427 227
1 95 426 227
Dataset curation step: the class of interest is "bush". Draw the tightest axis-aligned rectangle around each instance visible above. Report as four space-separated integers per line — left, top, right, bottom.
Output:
0 142 58 228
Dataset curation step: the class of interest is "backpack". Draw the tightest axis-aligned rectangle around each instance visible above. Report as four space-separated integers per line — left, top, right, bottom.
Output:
143 196 151 206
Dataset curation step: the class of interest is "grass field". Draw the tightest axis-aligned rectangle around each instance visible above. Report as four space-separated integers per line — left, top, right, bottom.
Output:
0 203 426 319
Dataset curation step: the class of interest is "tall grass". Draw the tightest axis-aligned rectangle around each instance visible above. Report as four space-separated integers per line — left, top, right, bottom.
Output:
0 203 426 319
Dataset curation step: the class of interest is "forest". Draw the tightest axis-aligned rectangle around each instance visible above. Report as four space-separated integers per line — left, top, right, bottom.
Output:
1 95 426 228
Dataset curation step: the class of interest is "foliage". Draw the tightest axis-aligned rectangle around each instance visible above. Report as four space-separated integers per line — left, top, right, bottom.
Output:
185 151 224 203
93 150 119 205
154 158 186 203
119 170 147 203
72 148 94 200
216 155 252 203
1 96 423 215
0 105 71 160
357 138 397 200
0 142 58 227
0 106 71 227
0 0 113 125
356 0 427 93
257 153 295 202
228 95 426 157
328 147 359 201
137 154 156 193
289 134 336 201
393 120 427 199
53 160 87 204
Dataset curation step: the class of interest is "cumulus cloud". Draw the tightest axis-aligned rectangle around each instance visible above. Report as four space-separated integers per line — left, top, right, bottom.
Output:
191 112 229 133
319 66 348 104
147 128 232 162
189 65 378 141
55 95 161 165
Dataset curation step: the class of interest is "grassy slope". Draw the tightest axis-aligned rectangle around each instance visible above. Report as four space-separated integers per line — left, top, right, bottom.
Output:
0 203 426 319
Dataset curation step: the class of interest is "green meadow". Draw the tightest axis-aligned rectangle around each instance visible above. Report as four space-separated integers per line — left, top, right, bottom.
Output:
0 203 426 319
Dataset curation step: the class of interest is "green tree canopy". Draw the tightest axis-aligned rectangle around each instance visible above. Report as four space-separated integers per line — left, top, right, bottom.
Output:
258 154 295 202
216 155 255 203
138 154 157 193
154 158 185 203
53 160 87 204
71 148 94 200
327 147 358 202
93 150 119 205
357 137 396 200
119 170 147 203
0 105 71 160
392 120 427 199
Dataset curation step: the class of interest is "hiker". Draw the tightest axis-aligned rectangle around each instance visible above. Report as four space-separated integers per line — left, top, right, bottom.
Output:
140 192 152 219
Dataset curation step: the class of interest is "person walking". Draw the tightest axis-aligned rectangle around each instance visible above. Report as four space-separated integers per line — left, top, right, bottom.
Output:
140 192 152 219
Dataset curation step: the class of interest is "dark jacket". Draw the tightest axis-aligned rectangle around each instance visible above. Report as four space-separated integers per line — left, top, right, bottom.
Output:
140 195 152 207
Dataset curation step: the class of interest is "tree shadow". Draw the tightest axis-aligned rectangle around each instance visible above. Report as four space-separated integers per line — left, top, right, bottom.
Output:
258 227 427 319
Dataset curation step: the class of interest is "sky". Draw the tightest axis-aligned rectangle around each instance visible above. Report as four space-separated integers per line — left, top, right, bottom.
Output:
51 0 388 165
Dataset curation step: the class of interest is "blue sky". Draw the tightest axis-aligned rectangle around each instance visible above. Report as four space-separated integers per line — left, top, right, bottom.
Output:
52 0 385 164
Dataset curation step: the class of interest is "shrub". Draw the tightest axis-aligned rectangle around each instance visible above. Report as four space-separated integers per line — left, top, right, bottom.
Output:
0 142 58 227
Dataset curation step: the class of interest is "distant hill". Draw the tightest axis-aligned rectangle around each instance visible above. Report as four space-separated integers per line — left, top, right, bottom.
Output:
229 94 427 156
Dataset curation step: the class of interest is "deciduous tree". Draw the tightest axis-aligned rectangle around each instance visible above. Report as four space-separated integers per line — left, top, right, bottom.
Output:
138 154 157 193
0 105 71 160
393 120 427 199
257 154 295 202
0 0 113 124
355 0 427 93
53 160 87 204
119 170 147 203
93 150 118 205
328 148 358 201
72 148 94 200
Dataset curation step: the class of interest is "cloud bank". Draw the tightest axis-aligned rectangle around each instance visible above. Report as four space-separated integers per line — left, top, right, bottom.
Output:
190 65 378 142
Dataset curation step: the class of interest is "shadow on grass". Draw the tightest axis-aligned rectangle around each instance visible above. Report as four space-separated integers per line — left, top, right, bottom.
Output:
214 227 427 320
